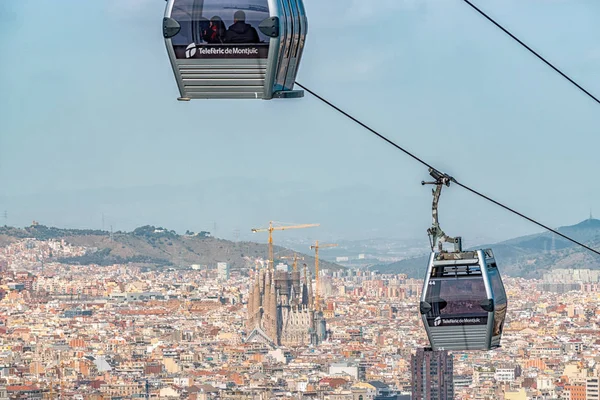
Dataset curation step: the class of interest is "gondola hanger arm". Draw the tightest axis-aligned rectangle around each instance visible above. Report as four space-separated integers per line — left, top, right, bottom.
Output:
422 168 462 253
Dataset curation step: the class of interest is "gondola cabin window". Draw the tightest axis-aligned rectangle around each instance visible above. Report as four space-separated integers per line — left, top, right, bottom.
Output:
425 275 488 317
170 0 271 59
488 264 508 336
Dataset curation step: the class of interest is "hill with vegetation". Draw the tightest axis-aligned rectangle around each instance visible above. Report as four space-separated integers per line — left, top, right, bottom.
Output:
0 224 344 274
371 218 600 279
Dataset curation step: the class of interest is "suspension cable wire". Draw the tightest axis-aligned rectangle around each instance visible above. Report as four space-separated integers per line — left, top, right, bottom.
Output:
453 182 600 256
294 83 436 171
461 0 600 107
294 82 600 257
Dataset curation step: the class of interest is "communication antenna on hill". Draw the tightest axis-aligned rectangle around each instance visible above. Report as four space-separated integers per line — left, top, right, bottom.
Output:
110 225 114 242
590 208 593 220
233 229 240 242
2 211 6 225
102 213 105 231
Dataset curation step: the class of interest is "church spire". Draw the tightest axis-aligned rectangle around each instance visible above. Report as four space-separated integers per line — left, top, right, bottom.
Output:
308 271 314 309
269 275 277 341
290 283 296 307
301 264 309 306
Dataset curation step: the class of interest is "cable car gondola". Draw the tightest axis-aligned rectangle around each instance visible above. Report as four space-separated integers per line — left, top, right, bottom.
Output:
163 0 307 100
419 169 508 351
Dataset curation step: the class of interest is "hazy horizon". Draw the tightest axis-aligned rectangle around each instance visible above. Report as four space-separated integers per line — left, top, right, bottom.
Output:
0 176 595 249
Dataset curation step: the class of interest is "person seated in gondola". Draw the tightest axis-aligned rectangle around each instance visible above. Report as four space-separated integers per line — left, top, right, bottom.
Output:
224 10 260 43
203 16 227 44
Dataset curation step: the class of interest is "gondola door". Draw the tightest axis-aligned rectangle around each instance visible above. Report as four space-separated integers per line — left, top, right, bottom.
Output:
487 262 507 348
421 256 494 350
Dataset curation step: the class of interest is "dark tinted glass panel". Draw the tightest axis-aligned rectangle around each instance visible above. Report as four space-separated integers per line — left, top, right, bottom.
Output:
425 277 488 316
488 267 507 336
488 267 507 303
170 0 270 59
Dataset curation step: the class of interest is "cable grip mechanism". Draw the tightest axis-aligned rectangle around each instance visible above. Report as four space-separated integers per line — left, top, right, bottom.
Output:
421 168 462 253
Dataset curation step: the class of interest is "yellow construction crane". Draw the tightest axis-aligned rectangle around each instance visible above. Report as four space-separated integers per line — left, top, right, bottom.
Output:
251 221 319 270
281 253 305 272
310 240 338 311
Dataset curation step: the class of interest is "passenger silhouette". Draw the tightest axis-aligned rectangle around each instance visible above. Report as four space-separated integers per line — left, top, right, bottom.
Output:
225 10 260 43
203 16 226 44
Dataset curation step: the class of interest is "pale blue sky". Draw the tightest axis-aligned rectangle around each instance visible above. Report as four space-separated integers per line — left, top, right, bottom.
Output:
1 0 599 245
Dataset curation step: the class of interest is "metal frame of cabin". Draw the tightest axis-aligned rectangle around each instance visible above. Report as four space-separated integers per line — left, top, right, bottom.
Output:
163 0 307 100
419 248 507 351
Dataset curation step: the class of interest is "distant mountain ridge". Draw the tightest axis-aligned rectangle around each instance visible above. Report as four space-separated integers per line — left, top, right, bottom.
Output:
0 224 344 274
372 218 600 279
0 178 426 243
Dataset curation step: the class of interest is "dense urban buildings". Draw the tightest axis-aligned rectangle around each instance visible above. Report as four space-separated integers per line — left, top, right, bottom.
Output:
0 237 599 399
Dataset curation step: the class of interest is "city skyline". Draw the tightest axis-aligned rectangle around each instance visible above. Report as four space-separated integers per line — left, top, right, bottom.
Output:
0 235 599 397
1 0 600 398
